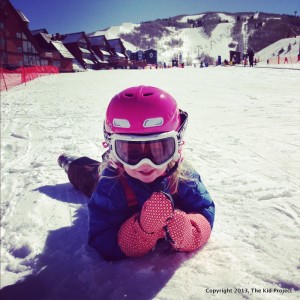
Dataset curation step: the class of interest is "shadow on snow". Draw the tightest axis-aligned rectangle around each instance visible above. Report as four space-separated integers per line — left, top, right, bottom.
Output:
1 183 194 300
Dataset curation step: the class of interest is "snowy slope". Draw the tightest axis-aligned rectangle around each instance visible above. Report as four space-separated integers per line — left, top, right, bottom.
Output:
91 22 140 38
90 22 138 51
156 14 235 63
90 13 300 65
1 67 300 300
256 36 300 63
91 14 236 63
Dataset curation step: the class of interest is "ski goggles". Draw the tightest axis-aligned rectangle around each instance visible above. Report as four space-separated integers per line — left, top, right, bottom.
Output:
110 131 181 169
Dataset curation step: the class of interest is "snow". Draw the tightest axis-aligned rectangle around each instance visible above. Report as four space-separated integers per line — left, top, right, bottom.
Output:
178 14 205 23
90 13 299 66
1 65 300 299
91 13 237 63
91 22 140 39
156 21 235 64
156 16 236 63
256 36 300 64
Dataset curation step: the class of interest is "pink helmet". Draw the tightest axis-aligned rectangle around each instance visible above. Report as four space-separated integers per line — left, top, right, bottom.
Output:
104 85 182 135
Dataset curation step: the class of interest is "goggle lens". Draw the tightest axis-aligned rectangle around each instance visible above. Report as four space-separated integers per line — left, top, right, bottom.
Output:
115 137 176 167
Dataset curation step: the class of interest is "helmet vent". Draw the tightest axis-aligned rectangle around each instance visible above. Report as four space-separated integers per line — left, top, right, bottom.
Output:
124 93 134 97
143 117 164 127
143 93 153 97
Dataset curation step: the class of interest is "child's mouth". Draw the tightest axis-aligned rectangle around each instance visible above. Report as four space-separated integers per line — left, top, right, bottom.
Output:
139 170 155 176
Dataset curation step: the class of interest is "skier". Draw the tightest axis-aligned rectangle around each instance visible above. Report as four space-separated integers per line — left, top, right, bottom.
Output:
248 49 255 67
58 85 215 260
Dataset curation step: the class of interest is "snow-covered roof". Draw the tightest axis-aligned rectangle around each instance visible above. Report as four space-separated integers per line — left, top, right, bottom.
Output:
79 47 91 54
72 61 85 71
83 58 94 65
116 52 126 58
40 32 52 43
51 41 74 59
94 54 108 63
100 50 111 56
17 10 29 23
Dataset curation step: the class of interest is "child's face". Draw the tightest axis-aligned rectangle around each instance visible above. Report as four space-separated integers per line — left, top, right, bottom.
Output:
124 163 167 183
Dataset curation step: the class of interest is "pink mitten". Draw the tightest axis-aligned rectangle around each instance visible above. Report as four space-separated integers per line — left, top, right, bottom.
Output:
118 192 174 257
166 209 211 252
118 213 164 257
139 192 174 234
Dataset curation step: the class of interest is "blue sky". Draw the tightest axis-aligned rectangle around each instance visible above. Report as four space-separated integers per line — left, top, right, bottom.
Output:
10 0 300 34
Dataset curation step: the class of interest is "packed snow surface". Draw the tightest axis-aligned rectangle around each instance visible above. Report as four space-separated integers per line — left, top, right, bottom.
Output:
1 66 300 300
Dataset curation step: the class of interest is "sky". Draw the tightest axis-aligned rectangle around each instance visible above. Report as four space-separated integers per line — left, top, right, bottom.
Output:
10 0 300 34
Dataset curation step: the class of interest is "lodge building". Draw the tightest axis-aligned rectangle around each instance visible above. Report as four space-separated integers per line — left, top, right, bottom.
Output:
0 0 158 72
0 0 41 69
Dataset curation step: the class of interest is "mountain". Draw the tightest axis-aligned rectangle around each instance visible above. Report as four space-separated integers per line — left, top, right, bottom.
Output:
90 12 300 63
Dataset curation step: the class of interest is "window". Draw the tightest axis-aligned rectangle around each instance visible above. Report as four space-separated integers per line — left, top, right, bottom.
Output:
40 59 48 66
24 54 40 66
53 61 60 68
82 53 92 60
0 22 4 29
0 52 7 64
23 40 37 53
16 32 22 39
17 46 22 53
79 43 87 49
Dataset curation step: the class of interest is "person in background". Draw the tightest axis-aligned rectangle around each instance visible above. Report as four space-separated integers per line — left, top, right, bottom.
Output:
248 49 255 67
58 85 215 260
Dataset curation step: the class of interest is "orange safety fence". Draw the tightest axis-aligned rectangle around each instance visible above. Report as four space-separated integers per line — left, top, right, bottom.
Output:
264 55 300 65
0 66 59 91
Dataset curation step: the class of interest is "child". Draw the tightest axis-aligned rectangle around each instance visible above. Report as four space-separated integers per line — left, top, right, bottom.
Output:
58 85 215 260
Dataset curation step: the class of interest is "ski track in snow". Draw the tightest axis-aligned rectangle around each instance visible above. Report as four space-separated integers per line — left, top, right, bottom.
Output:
1 67 300 300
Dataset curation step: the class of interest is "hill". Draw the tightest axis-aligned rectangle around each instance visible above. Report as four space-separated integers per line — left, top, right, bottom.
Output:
90 12 300 63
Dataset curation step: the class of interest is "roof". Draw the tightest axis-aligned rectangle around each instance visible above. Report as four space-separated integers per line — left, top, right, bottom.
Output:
79 47 91 54
89 35 107 46
116 52 126 58
100 50 111 56
40 32 52 43
107 39 123 48
83 58 94 65
51 41 74 59
144 49 157 53
16 10 29 23
63 32 85 44
31 29 49 35
94 54 108 63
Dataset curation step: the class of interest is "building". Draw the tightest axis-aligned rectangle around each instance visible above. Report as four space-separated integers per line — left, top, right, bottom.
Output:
54 32 98 70
31 29 74 72
51 40 76 72
127 50 146 69
107 38 129 69
127 49 157 68
88 35 112 69
229 50 241 64
144 49 157 65
0 0 41 69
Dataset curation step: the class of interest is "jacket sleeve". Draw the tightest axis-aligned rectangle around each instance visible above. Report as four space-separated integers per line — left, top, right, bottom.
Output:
88 180 129 260
175 172 215 228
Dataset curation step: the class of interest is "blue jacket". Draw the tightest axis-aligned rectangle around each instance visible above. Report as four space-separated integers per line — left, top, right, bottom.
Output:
88 166 215 260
